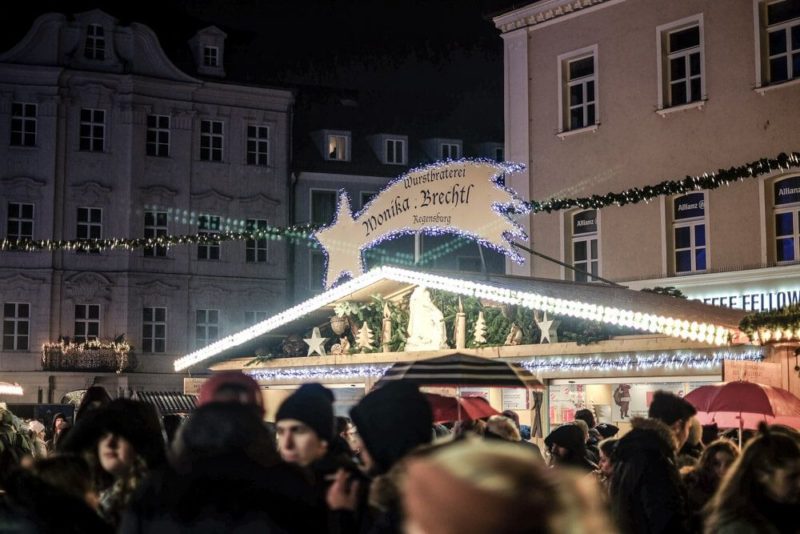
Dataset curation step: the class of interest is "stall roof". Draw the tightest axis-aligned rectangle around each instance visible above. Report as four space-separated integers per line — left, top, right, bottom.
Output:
132 391 197 416
173 266 750 371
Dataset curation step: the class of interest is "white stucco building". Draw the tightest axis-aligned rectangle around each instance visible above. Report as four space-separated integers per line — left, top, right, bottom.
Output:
0 9 293 402
495 0 800 310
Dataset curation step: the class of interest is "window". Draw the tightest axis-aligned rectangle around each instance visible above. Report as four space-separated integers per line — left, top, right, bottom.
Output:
74 304 100 343
195 309 219 348
658 17 704 108
84 24 105 60
310 190 337 225
572 210 599 282
458 257 482 272
77 207 102 253
197 215 221 260
247 125 269 166
146 115 170 157
440 143 460 160
673 193 707 274
3 303 29 351
7 202 34 240
141 307 166 353
310 251 325 291
79 109 105 152
327 134 349 161
200 120 223 161
385 138 405 164
144 211 168 257
495 147 504 162
360 191 377 209
246 219 268 263
762 0 800 84
773 176 800 262
203 46 219 67
10 102 36 147
560 50 597 131
244 311 268 326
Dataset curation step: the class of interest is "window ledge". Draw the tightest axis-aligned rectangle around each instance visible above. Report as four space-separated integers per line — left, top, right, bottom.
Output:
556 124 599 140
656 100 706 117
755 77 800 95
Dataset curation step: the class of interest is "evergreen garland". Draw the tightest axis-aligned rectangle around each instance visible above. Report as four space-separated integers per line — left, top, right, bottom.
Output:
739 304 800 342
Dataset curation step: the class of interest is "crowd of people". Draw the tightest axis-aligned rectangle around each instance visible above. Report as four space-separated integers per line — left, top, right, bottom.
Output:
1 375 799 533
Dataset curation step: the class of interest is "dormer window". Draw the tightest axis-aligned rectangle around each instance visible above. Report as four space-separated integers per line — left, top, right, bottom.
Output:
203 46 219 67
85 24 106 60
440 142 460 160
385 138 406 165
327 134 350 161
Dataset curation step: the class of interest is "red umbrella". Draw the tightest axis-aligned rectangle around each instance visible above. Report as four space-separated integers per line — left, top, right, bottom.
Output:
684 381 800 447
424 392 500 423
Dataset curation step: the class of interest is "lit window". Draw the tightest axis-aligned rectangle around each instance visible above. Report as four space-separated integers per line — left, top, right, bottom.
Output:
440 143 460 159
246 219 268 263
658 18 704 108
197 215 221 260
773 176 800 262
195 309 219 348
144 211 168 257
74 304 100 343
7 202 34 240
79 109 105 152
3 303 29 351
572 210 599 282
247 125 269 166
311 190 337 225
673 193 707 274
385 138 405 164
203 46 219 67
142 307 166 353
10 103 36 147
146 115 170 157
200 120 224 162
327 134 349 161
84 24 105 60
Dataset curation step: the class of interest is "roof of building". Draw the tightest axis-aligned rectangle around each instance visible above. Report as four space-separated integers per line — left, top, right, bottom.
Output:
132 391 197 416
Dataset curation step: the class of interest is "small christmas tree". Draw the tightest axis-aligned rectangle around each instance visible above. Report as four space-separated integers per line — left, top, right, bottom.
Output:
356 321 374 352
473 311 487 344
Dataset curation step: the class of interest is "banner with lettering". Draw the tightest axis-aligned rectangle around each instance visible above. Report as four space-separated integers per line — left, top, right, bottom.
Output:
314 160 528 288
674 192 705 220
774 176 800 205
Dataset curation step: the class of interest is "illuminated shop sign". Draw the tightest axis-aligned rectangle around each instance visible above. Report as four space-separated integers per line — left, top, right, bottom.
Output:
689 288 800 312
674 192 705 220
774 176 800 205
573 209 597 235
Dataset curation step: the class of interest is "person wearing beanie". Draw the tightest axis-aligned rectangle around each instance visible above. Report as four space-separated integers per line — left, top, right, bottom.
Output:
544 423 597 471
197 371 265 418
275 383 336 467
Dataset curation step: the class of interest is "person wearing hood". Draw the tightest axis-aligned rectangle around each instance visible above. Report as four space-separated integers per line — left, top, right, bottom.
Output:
544 423 597 472
610 390 695 534
45 412 69 453
328 380 433 534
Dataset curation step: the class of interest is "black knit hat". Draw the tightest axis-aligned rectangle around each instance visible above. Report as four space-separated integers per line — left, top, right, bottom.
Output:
544 423 585 452
350 381 433 474
275 383 335 442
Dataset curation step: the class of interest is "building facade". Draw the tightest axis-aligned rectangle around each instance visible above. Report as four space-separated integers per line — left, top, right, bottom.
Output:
0 10 293 401
495 0 800 308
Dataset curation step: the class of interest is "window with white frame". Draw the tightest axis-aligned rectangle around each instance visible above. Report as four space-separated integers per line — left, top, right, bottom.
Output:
3 303 29 351
572 210 600 282
142 307 166 353
7 202 34 240
761 0 800 84
773 176 800 262
144 211 168 257
247 125 270 166
79 109 105 152
385 138 406 164
327 134 350 161
673 193 707 274
658 17 704 108
77 207 102 253
440 143 460 160
74 304 100 343
203 46 219 67
146 115 170 157
244 311 268 326
10 103 36 147
84 24 106 60
195 309 219 348
246 219 268 263
560 49 597 131
200 120 223 162
311 190 337 225
197 215 221 260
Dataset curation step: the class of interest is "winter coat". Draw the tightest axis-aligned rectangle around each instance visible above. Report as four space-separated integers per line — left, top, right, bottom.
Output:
119 454 326 534
610 417 690 534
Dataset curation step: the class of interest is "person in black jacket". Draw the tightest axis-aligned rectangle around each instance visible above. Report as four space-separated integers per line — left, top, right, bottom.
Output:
610 390 696 534
544 423 597 472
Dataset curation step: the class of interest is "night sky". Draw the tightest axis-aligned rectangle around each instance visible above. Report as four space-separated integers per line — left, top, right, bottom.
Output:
1 0 524 137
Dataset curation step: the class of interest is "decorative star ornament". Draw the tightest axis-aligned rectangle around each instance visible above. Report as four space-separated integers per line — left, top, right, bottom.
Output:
304 327 329 356
535 311 560 344
313 192 363 288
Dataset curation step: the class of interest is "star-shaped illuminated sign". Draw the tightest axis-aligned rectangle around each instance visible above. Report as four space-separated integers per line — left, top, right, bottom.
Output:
304 327 329 356
313 192 363 288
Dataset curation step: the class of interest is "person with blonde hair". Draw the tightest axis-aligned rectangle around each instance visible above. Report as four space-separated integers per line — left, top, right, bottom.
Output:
484 415 521 442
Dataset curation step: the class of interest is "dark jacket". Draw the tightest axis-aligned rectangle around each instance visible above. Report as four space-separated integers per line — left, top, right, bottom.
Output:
610 417 690 534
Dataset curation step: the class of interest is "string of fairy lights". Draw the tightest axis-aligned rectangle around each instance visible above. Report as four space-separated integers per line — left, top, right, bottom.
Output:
2 152 798 264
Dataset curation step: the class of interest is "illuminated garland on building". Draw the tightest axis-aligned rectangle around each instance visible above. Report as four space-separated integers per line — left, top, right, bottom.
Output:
0 382 24 396
739 304 800 344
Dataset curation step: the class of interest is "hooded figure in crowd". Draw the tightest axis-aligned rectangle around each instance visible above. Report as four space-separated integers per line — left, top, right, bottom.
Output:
544 423 597 471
